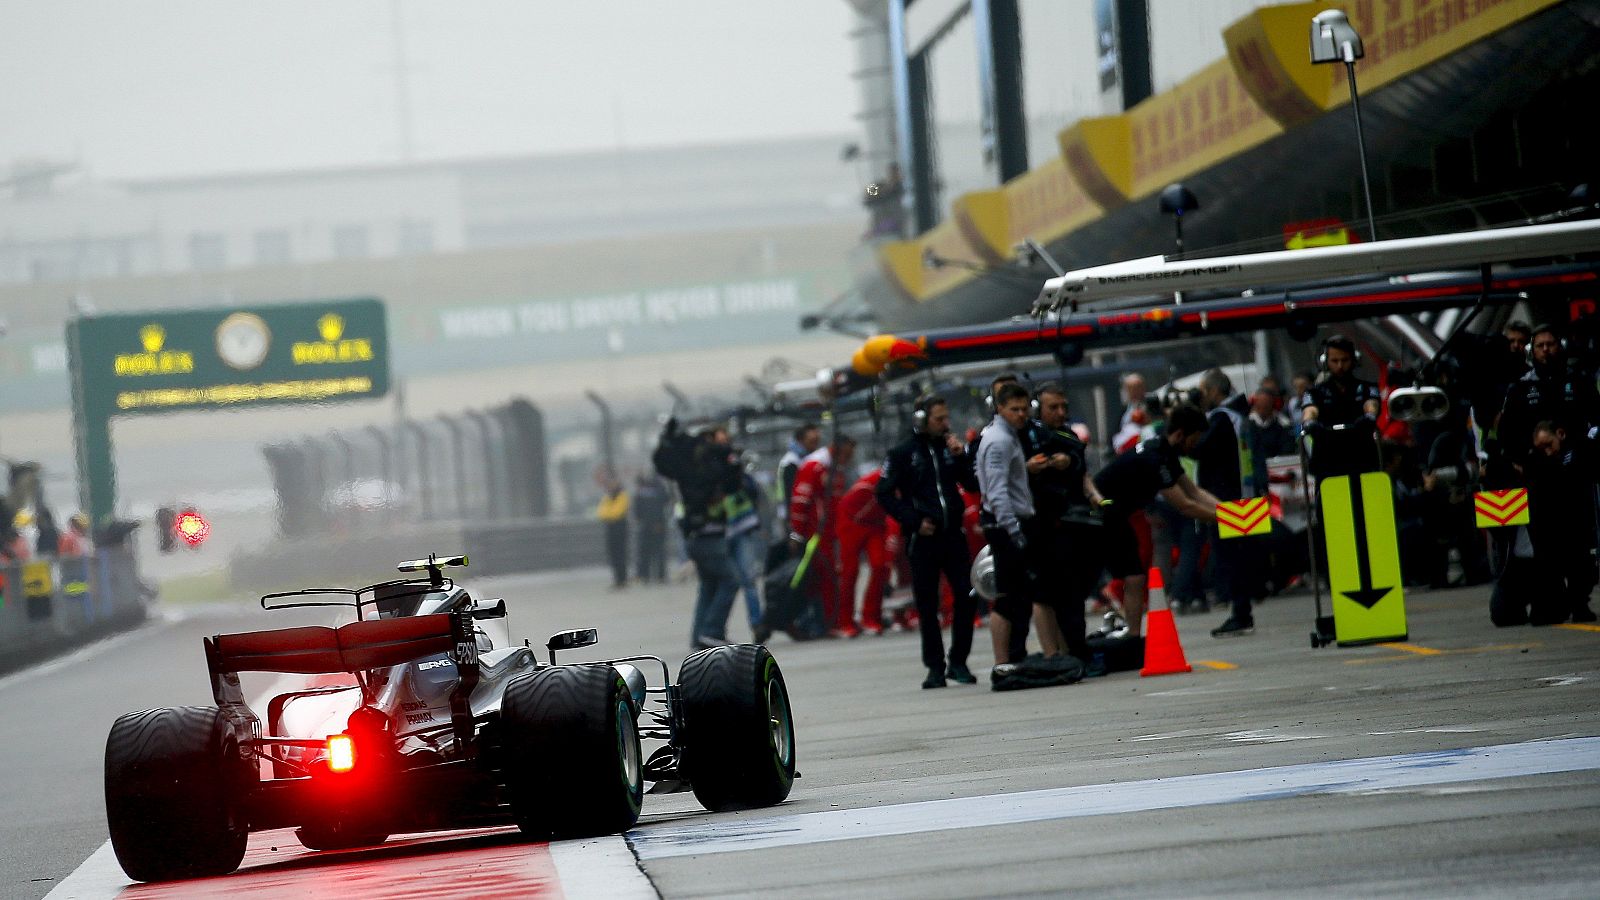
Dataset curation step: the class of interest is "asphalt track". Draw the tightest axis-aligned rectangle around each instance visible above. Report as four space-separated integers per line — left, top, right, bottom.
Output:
4 567 1598 898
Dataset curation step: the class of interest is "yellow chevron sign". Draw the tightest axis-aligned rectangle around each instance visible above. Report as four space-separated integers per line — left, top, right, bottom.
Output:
1217 497 1271 538
1474 489 1530 528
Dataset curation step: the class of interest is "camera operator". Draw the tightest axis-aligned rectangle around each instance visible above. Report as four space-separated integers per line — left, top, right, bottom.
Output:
652 419 745 650
1092 404 1220 638
876 395 981 689
1022 382 1106 666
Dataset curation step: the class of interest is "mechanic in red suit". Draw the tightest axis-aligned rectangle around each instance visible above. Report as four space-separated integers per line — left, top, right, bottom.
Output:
788 434 857 637
836 469 894 636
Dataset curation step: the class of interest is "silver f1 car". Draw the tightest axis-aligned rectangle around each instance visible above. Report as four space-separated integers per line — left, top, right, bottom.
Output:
103 554 796 882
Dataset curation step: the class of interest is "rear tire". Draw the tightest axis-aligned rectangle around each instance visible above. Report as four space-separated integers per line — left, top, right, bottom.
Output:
678 644 795 811
104 706 252 882
501 665 643 838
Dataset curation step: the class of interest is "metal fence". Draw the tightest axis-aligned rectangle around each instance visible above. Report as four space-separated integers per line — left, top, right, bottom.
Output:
262 398 548 537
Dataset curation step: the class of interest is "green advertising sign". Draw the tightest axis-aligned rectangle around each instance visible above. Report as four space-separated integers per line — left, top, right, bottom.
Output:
67 298 389 522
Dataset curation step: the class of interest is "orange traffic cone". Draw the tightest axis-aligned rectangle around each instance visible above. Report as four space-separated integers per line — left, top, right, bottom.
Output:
1141 566 1191 677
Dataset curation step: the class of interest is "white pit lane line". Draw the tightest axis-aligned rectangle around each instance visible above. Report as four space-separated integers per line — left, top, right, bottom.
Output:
627 736 1600 860
548 835 658 899
47 834 656 900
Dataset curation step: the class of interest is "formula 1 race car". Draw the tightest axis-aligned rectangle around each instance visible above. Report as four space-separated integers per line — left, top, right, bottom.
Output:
103 554 796 882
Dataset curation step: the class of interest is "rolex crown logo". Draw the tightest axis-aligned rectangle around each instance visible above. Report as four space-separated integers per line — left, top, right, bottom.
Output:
318 313 345 342
140 324 165 352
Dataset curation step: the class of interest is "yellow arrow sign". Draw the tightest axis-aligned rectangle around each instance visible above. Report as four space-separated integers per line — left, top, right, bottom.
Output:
1320 472 1407 646
1285 227 1352 250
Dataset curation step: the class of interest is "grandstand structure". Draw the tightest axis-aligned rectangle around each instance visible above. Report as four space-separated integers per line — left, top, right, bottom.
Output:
846 0 1599 330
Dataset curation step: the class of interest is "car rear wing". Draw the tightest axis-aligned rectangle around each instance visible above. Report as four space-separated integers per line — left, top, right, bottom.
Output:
205 613 471 712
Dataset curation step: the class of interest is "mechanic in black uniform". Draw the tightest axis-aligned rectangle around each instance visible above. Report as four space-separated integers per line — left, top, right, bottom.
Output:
1496 324 1600 472
1299 334 1383 479
1022 382 1108 666
1092 404 1220 637
1523 421 1599 623
1194 369 1258 638
875 395 981 689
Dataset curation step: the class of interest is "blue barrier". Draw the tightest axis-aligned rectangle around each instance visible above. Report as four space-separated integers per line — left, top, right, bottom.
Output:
0 546 149 673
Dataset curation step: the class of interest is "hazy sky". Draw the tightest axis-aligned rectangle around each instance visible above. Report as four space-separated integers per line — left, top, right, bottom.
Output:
0 1 860 180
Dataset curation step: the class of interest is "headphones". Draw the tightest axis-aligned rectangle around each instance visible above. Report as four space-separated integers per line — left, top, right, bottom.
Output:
911 394 937 433
1031 382 1066 417
1526 325 1565 365
985 372 1021 412
1317 334 1362 372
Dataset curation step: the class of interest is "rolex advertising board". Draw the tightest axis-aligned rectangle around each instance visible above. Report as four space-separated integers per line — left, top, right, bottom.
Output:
66 298 389 521
69 298 389 416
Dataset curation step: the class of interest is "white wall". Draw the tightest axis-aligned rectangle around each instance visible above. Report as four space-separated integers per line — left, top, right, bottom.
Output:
1148 0 1271 95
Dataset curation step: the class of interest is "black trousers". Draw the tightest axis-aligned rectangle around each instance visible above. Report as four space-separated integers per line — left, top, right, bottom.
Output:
604 521 629 586
1035 520 1098 662
985 525 1033 664
909 526 974 670
1208 522 1255 622
636 525 667 582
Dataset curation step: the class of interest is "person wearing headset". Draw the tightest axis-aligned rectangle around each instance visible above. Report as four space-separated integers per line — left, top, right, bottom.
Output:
1497 324 1600 470
976 382 1038 669
1300 335 1382 427
875 394 981 689
1300 334 1383 481
1021 382 1107 668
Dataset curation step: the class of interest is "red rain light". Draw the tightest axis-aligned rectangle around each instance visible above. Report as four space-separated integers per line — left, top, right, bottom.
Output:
327 734 356 773
174 510 210 547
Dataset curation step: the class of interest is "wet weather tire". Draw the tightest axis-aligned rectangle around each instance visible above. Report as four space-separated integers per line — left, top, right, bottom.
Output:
678 644 796 811
501 664 643 838
104 706 252 882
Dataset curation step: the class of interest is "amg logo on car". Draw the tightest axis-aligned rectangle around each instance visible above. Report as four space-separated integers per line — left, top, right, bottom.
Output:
418 658 454 671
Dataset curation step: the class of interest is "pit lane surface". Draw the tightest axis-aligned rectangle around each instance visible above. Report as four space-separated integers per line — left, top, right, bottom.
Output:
5 569 1599 898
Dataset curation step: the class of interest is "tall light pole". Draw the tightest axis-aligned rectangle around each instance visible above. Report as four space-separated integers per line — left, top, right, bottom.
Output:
1311 10 1377 242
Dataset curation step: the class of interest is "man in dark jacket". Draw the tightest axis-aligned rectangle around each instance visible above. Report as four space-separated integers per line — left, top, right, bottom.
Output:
1497 325 1600 470
1022 382 1106 666
1525 421 1598 624
876 395 980 689
1196 369 1257 637
631 472 670 583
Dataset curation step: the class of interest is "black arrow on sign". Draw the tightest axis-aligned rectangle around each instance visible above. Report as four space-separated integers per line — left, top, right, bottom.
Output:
1342 473 1392 609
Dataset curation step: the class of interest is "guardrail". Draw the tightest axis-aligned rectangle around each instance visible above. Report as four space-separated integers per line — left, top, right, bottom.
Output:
0 546 151 674
227 517 609 592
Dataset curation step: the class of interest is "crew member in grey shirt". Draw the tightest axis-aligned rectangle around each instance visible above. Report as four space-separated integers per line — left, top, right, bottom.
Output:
977 381 1037 665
